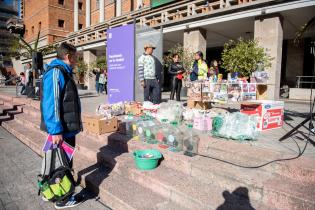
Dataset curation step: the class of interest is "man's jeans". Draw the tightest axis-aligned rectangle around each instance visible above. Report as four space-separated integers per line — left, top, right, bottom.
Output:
95 82 100 93
144 79 161 104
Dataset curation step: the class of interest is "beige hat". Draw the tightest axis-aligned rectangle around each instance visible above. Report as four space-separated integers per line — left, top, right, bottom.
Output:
144 43 156 49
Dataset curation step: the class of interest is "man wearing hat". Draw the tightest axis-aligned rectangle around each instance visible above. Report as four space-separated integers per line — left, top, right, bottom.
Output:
138 43 161 104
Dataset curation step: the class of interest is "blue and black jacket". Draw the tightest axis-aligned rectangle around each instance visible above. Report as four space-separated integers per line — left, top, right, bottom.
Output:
41 59 81 138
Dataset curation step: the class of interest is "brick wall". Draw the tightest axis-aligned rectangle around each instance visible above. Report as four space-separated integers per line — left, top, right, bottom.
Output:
91 0 99 25
24 0 49 42
122 0 132 14
105 1 115 21
23 0 151 44
24 0 86 44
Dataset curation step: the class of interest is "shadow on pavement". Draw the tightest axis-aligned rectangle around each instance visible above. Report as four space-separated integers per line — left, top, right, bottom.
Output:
76 132 131 205
216 187 255 210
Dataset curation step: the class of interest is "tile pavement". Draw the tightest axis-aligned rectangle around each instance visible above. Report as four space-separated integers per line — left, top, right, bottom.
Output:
0 127 110 210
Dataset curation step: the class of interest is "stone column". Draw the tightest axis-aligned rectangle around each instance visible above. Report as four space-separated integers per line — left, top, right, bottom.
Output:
74 0 79 31
99 0 105 22
116 0 122 16
86 0 91 27
254 14 283 100
83 50 97 91
183 28 207 58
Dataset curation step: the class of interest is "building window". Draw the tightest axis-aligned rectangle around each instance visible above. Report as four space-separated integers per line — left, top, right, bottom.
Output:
96 0 99 9
58 19 65 28
31 26 34 34
79 24 83 30
58 0 64 5
78 2 83 10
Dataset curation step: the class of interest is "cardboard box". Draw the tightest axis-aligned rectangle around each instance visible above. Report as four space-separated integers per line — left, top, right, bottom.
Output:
83 116 118 134
187 100 210 110
257 85 268 100
241 100 284 131
125 103 142 116
187 82 202 101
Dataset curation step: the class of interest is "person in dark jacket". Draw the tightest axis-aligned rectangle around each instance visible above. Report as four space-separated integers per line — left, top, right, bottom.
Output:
92 68 101 95
40 42 83 209
168 54 185 101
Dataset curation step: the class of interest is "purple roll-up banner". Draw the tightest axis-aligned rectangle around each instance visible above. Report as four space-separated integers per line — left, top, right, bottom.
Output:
107 24 135 104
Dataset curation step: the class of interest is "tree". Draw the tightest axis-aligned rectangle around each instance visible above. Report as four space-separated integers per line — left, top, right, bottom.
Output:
164 43 195 73
74 57 88 84
93 55 107 70
9 31 56 59
221 38 272 77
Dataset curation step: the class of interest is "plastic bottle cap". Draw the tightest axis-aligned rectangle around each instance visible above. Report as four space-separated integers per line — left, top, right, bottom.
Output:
171 121 178 126
188 124 193 128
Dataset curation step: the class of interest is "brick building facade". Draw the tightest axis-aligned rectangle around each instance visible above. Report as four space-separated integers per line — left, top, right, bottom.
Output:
22 0 151 45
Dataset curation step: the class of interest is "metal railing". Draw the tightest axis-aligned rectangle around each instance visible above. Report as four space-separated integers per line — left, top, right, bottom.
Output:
296 76 315 88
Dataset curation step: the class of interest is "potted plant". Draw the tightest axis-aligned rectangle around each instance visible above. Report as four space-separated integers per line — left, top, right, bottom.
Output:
93 55 107 70
221 38 272 80
74 57 88 89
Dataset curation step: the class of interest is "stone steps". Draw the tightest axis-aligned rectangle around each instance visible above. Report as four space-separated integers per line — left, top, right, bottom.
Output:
1 112 184 210
74 157 186 210
11 109 315 209
1 120 44 156
2 94 315 209
76 134 315 210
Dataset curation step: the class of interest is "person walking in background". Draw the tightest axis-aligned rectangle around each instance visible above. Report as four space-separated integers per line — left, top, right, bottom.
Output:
208 60 219 78
168 53 185 101
25 63 33 86
138 43 161 104
19 72 26 95
98 69 106 94
92 68 101 95
104 69 108 95
40 42 84 209
191 51 208 81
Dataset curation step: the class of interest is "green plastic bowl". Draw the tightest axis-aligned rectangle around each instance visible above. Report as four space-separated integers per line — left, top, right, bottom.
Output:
133 149 162 171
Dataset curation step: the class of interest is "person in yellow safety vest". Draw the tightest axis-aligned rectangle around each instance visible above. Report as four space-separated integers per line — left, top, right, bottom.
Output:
192 51 208 80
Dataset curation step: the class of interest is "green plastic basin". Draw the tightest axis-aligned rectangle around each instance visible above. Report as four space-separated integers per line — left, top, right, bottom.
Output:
133 149 162 171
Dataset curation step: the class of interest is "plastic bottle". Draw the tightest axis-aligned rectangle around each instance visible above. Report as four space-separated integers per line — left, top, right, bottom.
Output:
184 124 199 157
145 119 158 144
167 121 183 152
123 114 134 137
156 119 170 148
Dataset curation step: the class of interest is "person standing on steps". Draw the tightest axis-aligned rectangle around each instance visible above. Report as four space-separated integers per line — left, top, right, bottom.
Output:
168 53 185 101
138 43 162 104
92 68 101 95
98 69 106 94
25 62 33 86
40 42 84 209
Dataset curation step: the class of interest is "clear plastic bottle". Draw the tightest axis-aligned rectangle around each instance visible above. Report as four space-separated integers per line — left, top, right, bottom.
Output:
167 121 183 152
184 124 199 157
145 119 158 144
156 119 170 147
122 114 134 137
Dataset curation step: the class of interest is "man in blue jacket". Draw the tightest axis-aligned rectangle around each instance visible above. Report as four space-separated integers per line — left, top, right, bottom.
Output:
40 42 83 209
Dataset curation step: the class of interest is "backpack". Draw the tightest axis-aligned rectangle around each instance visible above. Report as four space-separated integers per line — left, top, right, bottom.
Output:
190 61 198 81
37 147 75 202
